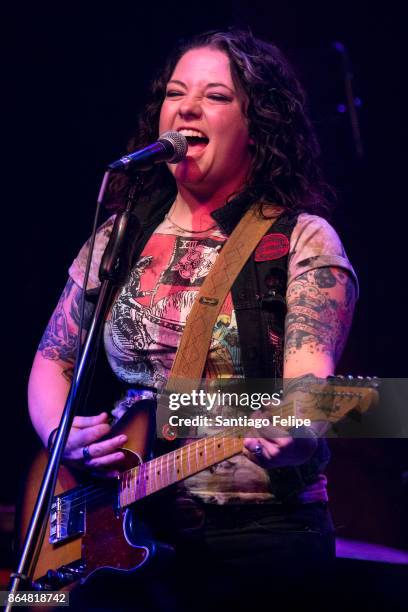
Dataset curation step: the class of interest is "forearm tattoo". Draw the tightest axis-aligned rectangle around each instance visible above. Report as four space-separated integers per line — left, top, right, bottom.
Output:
38 278 93 380
285 267 356 364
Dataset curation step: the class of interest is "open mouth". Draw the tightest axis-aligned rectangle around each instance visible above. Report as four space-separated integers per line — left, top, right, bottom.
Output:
185 135 209 147
177 129 209 151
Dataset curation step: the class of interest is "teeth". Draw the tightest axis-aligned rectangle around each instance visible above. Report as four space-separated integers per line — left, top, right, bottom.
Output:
178 129 208 139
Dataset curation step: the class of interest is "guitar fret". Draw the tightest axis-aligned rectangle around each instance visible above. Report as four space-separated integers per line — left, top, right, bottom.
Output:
137 464 142 501
121 434 244 508
155 457 160 494
151 458 156 494
146 461 151 496
142 463 147 498
141 464 146 499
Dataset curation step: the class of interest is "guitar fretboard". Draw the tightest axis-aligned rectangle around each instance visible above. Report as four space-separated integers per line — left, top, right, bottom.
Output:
119 434 243 508
118 380 377 509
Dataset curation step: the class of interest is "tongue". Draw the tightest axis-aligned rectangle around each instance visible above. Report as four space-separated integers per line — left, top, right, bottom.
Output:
187 137 208 151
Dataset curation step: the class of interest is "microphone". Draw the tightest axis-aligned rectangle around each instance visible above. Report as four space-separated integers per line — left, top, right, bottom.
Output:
108 131 188 171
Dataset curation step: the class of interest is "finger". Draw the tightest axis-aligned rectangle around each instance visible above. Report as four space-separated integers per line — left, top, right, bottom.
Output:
243 437 280 463
72 412 109 428
257 425 290 440
242 444 265 465
86 452 126 469
260 435 294 451
85 435 128 459
104 470 121 479
255 441 280 461
65 424 112 460
76 423 112 446
243 437 262 453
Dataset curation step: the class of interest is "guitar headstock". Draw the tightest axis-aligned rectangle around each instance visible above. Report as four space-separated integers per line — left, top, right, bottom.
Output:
305 375 380 423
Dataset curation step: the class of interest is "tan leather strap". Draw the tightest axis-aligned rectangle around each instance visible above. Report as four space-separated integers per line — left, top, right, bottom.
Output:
165 204 283 390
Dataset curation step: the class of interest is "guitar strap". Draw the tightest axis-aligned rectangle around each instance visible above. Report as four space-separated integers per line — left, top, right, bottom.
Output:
164 203 283 393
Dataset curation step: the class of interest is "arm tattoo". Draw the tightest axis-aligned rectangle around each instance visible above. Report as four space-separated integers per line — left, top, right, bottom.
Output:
38 278 94 380
285 267 356 364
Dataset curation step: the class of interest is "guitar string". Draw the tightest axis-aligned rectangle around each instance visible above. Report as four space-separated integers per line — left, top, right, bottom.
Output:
59 430 244 512
57 389 358 512
57 398 303 511
59 435 243 512
55 389 364 513
62 424 244 506
57 400 333 512
57 393 322 511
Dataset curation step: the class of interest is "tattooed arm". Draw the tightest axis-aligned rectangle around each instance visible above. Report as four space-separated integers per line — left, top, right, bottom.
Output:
39 278 92 381
28 278 94 444
28 278 127 473
284 266 356 378
244 266 356 467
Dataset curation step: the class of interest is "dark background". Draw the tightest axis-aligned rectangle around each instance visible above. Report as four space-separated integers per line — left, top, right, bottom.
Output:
2 0 406 569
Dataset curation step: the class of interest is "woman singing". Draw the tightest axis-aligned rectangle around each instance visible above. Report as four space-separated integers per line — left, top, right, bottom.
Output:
28 28 357 610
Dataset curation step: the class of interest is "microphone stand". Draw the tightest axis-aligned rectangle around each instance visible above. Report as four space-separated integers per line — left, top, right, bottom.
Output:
7 171 144 609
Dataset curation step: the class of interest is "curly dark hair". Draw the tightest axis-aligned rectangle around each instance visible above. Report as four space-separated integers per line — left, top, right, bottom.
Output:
107 28 333 215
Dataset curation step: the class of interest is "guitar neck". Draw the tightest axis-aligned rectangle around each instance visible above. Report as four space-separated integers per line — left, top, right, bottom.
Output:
118 379 378 509
119 397 310 507
119 433 244 508
119 397 298 508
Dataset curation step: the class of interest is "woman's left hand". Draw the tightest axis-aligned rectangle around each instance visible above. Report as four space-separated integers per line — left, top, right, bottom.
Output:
243 426 317 469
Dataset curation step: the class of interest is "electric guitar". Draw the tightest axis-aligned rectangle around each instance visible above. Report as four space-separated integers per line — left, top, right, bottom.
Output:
19 377 378 591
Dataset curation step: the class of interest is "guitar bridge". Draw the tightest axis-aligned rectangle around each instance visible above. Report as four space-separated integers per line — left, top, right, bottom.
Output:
49 488 85 544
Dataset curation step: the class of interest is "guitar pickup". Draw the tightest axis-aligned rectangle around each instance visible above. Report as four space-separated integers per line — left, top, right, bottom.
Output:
49 488 85 544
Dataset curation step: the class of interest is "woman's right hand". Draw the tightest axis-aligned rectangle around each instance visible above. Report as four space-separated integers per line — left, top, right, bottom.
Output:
50 412 127 478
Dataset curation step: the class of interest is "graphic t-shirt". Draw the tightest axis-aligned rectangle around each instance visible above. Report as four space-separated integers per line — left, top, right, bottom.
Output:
69 212 358 504
103 224 241 388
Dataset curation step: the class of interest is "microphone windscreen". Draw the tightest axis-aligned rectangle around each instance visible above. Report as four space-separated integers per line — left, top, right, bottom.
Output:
159 131 188 163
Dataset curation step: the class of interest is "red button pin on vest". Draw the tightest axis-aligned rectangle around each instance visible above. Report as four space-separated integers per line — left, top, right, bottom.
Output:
254 233 290 261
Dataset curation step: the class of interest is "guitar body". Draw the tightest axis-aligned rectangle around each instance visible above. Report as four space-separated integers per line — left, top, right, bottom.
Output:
19 401 171 590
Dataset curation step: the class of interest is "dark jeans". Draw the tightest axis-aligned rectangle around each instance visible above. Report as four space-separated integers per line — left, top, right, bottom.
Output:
73 501 335 611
